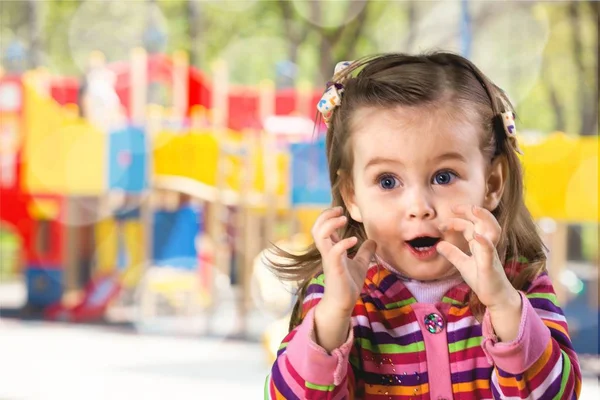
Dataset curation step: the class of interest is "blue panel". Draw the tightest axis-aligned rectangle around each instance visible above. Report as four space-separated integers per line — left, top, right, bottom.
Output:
290 139 331 206
563 279 599 355
152 205 201 269
108 126 147 193
26 267 63 307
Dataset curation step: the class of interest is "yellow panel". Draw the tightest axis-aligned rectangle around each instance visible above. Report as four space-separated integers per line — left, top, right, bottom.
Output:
22 84 105 195
153 132 173 176
154 131 249 190
251 146 264 192
23 84 67 192
223 148 243 190
153 131 219 186
563 137 598 222
61 121 105 194
95 218 118 276
120 220 145 288
295 208 325 237
522 133 598 222
27 199 60 219
188 133 218 185
276 152 290 197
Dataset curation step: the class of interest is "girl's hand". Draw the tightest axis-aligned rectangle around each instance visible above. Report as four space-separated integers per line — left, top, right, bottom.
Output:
312 206 377 318
436 204 520 311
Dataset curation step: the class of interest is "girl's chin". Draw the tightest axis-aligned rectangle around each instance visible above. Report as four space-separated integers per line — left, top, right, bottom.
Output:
393 262 459 282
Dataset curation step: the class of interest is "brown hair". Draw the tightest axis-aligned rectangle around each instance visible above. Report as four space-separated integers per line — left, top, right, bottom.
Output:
267 52 546 328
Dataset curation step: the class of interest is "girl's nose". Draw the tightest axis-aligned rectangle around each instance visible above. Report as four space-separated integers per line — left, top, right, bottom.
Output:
406 189 436 220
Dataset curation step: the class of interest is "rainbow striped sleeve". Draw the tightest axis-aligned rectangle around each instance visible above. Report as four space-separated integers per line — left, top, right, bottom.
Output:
266 274 356 400
488 273 582 399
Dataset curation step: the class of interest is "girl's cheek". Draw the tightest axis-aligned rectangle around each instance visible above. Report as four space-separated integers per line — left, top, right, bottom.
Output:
363 213 395 234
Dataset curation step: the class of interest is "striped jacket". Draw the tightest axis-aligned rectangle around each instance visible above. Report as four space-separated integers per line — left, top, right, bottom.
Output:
266 260 581 399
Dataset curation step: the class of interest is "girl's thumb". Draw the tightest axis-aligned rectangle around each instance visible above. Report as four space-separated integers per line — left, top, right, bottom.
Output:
353 240 377 268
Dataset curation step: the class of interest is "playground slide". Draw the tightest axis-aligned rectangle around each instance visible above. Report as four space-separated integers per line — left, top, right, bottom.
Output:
44 274 121 322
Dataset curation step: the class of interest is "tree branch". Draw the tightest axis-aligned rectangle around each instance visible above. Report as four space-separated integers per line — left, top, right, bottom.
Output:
569 2 596 135
339 2 370 60
277 0 294 40
324 0 368 46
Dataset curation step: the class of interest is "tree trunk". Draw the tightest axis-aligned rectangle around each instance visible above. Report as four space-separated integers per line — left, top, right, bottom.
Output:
340 2 369 60
569 2 597 136
590 0 599 136
187 0 201 66
276 0 370 84
277 0 308 71
543 59 566 132
27 0 41 68
319 37 334 85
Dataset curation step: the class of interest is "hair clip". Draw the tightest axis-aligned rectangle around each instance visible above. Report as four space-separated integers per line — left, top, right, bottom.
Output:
501 111 523 155
334 61 352 76
499 98 523 155
317 85 343 127
501 111 516 136
317 61 354 127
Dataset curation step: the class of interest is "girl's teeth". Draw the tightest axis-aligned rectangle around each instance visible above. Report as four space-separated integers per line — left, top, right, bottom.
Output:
415 246 432 251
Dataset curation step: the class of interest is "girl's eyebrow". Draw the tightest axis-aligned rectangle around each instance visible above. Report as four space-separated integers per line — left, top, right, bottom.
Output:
365 152 467 169
364 157 403 169
433 152 468 163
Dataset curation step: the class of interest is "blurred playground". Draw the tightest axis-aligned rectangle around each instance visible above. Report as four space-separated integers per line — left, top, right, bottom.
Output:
1 44 598 360
0 1 598 398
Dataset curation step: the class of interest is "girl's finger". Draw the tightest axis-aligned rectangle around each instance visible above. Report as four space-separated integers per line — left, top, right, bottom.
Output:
314 216 347 255
436 240 470 274
451 204 478 224
325 237 358 274
471 206 501 245
331 231 341 244
316 215 347 241
311 207 343 237
452 204 502 244
452 204 501 245
313 206 344 229
440 217 476 242
352 239 377 272
472 232 496 269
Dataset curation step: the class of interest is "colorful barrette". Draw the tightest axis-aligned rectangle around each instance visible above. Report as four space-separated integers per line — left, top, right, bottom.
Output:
317 60 354 127
500 102 522 154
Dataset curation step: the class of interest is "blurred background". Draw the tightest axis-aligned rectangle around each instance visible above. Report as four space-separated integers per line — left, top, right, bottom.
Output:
0 0 597 399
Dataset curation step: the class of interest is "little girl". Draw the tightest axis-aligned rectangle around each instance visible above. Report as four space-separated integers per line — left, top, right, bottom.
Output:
265 53 581 399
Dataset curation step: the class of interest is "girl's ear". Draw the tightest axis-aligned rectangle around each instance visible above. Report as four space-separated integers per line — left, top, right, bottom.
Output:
483 155 507 211
338 170 363 222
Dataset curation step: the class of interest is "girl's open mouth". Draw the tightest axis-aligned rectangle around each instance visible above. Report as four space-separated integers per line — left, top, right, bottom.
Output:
405 236 441 260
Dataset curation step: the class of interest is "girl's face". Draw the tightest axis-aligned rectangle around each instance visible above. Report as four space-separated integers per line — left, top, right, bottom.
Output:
343 105 505 281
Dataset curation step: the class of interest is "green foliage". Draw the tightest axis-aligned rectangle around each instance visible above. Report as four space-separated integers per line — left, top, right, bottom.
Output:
0 0 596 135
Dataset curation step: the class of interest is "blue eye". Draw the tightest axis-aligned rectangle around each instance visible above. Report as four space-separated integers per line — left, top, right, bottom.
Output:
378 175 400 190
433 170 456 185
